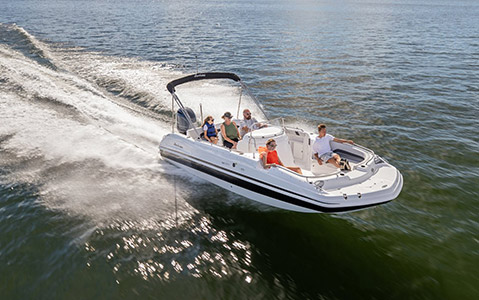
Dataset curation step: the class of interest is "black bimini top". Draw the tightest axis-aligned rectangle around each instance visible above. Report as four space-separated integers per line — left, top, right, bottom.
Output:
166 72 241 94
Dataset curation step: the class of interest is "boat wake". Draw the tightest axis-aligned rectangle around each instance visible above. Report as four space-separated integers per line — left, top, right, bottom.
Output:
0 25 270 286
0 24 240 224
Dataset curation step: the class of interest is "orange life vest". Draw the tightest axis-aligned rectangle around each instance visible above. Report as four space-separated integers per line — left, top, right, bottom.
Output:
267 150 280 164
259 147 280 165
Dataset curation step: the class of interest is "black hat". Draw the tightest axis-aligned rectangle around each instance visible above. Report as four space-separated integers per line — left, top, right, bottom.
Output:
222 112 233 119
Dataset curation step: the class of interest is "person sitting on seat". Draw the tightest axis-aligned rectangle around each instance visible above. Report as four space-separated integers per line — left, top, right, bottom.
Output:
260 139 302 174
220 112 241 149
313 124 354 169
202 115 218 144
239 109 266 137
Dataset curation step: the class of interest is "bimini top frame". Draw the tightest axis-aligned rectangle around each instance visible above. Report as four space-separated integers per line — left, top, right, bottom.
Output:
166 72 241 94
166 73 269 137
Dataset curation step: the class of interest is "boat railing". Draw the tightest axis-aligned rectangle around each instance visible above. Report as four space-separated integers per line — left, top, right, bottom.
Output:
193 130 348 181
247 131 258 158
272 164 342 182
350 143 376 165
262 117 285 128
195 119 375 179
243 117 285 154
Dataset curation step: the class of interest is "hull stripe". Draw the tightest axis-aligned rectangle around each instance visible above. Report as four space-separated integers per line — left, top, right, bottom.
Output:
160 149 392 213
162 146 332 204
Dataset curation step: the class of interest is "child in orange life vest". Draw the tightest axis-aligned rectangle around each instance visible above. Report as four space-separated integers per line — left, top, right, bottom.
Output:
260 139 303 174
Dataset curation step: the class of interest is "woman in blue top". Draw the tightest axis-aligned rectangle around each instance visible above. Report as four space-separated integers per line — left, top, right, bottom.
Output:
202 115 218 144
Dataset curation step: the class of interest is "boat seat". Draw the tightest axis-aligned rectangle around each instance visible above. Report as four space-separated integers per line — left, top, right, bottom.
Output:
232 119 242 127
187 123 222 140
333 149 364 163
186 127 202 139
311 159 340 175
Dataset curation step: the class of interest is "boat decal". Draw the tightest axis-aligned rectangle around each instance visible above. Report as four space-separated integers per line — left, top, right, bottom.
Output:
160 149 392 213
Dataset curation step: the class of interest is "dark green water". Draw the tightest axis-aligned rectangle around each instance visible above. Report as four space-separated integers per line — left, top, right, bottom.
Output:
1 0 479 299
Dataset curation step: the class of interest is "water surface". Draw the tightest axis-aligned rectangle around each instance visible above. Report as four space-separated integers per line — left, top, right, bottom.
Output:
1 0 479 299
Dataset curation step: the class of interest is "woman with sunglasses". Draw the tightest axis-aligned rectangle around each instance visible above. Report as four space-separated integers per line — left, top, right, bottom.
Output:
260 139 302 174
202 115 218 144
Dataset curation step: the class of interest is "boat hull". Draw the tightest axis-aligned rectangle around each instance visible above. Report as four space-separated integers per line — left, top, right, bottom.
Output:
159 134 403 213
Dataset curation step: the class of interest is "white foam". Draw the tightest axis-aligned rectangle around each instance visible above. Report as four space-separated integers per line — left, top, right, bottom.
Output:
0 45 167 162
0 31 268 223
47 46 265 124
0 44 195 223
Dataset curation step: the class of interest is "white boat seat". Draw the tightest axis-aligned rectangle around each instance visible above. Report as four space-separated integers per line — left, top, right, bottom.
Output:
311 160 340 175
333 149 364 163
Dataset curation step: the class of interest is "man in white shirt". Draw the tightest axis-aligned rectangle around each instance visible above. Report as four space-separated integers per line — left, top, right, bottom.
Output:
239 109 264 137
312 124 354 168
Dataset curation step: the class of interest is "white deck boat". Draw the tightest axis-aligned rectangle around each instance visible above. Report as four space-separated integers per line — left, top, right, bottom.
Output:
159 72 403 213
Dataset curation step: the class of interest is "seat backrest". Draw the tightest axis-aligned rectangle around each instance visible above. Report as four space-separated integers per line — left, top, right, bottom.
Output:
186 127 201 139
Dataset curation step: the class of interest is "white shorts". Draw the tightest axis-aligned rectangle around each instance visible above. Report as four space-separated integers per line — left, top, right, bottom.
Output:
319 151 335 162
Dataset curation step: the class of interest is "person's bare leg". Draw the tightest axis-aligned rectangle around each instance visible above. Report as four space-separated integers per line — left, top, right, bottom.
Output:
287 167 303 174
333 153 341 165
327 157 341 168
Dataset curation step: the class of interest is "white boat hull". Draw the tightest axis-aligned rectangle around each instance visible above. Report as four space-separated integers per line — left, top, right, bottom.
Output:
159 133 403 213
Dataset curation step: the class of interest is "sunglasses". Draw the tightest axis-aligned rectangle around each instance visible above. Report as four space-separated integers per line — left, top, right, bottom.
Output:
267 144 277 148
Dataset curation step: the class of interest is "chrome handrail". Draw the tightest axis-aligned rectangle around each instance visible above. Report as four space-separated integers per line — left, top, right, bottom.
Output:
247 130 257 157
271 164 342 180
350 143 376 165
